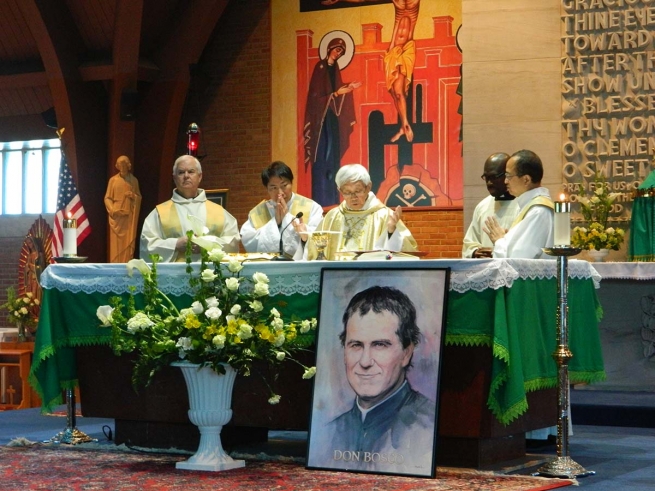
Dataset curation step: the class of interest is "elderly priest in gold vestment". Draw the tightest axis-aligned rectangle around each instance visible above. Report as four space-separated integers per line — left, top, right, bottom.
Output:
140 155 240 262
296 164 417 260
104 155 142 263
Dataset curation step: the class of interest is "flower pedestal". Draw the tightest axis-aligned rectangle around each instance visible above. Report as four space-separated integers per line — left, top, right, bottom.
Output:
172 362 245 472
587 249 609 262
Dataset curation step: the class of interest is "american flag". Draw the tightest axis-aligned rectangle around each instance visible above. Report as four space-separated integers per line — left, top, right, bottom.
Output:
51 150 91 257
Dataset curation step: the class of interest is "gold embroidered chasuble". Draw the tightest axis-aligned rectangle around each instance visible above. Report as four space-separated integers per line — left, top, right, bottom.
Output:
307 197 417 260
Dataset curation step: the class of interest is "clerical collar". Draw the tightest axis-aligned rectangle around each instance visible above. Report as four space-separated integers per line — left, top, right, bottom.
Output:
356 380 407 422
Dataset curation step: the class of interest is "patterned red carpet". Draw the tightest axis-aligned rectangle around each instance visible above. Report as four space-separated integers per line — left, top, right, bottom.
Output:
0 445 574 491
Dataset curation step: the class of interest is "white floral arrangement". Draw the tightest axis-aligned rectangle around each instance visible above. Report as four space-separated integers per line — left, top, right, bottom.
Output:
96 225 317 403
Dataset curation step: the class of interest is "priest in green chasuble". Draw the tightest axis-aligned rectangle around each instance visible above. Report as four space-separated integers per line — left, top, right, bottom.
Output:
295 164 417 260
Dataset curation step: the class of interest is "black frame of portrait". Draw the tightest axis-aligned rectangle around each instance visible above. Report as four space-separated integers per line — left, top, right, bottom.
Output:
205 188 228 209
306 267 449 478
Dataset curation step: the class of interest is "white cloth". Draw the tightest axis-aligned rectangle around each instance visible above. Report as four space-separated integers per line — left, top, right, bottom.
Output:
140 189 240 262
493 187 554 259
462 195 519 258
240 193 323 256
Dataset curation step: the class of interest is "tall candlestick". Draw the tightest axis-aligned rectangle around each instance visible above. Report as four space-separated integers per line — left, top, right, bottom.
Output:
554 195 571 247
63 217 78 257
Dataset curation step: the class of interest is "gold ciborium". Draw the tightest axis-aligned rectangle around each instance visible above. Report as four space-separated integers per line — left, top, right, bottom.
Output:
310 231 337 260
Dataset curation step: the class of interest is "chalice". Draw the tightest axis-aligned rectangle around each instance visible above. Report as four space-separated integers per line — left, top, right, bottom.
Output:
310 231 337 260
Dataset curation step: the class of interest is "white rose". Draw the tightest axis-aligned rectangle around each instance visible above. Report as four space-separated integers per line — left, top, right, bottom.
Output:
96 305 114 327
230 304 242 315
227 259 243 273
239 323 253 339
300 319 311 334
191 301 204 314
205 306 222 321
252 272 269 284
271 317 284 331
274 333 286 347
226 314 235 323
225 277 240 291
253 282 269 297
212 334 226 349
270 307 280 318
205 296 219 308
248 300 263 312
208 247 225 262
201 268 218 282
275 351 286 361
268 395 281 405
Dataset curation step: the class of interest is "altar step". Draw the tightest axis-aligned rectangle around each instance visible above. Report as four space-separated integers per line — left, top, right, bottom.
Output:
571 388 655 428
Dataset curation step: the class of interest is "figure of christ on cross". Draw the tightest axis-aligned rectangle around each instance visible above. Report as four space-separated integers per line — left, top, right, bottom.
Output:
322 0 420 142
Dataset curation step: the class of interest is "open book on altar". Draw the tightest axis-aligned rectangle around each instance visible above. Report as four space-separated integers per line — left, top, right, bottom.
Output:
336 250 426 261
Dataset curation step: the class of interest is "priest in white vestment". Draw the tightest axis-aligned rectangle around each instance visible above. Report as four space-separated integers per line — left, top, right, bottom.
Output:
240 161 323 257
140 155 240 262
484 150 554 259
463 152 518 258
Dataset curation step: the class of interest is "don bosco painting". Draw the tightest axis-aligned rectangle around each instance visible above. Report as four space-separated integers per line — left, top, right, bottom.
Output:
271 0 462 209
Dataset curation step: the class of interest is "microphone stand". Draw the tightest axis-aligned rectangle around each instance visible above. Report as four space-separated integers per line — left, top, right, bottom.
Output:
271 212 303 261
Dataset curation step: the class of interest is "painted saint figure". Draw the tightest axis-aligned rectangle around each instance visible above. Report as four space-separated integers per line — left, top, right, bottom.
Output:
322 0 421 143
303 36 361 207
317 286 436 472
104 155 142 263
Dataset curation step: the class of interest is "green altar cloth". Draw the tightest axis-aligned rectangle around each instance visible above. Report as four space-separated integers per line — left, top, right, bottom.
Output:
628 196 655 262
30 260 605 425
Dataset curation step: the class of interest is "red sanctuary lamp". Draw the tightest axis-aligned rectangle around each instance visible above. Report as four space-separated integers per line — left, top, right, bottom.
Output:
187 123 200 157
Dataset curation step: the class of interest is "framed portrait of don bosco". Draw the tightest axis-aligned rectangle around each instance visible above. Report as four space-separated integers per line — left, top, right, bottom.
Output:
306 267 449 478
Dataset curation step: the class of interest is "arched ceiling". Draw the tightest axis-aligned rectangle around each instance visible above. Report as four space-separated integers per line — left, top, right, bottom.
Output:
0 0 225 120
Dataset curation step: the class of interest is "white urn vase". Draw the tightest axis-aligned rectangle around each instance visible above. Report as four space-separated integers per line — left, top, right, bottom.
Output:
587 248 610 262
172 362 245 472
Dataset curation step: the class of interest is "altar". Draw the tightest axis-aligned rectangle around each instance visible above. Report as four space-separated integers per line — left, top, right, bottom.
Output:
31 258 605 467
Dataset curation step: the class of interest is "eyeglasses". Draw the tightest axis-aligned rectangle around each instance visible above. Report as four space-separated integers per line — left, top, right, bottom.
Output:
504 173 520 179
340 190 368 199
480 173 505 181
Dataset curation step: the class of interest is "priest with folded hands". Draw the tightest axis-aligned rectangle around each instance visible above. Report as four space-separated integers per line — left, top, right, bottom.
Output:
240 161 323 257
295 164 417 260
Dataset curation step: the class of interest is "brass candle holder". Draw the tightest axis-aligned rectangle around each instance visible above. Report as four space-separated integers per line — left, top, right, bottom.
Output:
46 388 97 445
536 246 594 479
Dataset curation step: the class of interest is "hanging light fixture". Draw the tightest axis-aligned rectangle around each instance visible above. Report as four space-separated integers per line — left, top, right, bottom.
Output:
186 123 200 157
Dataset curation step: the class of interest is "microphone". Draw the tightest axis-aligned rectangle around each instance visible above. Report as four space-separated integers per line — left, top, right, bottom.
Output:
272 212 303 261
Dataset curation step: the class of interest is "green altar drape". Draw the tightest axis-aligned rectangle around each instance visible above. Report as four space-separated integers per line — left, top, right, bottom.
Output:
30 274 604 426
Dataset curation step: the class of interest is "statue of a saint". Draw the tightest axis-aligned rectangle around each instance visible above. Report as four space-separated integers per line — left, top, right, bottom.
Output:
104 155 142 263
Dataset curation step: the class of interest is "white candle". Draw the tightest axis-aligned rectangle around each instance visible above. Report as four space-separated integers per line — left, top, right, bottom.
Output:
63 216 78 256
554 195 571 247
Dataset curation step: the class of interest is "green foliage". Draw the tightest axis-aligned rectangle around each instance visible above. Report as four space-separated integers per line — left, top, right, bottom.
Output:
96 231 317 402
1 286 40 328
572 173 625 251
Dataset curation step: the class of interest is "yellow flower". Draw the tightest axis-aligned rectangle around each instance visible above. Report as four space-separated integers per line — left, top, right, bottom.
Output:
184 315 201 329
